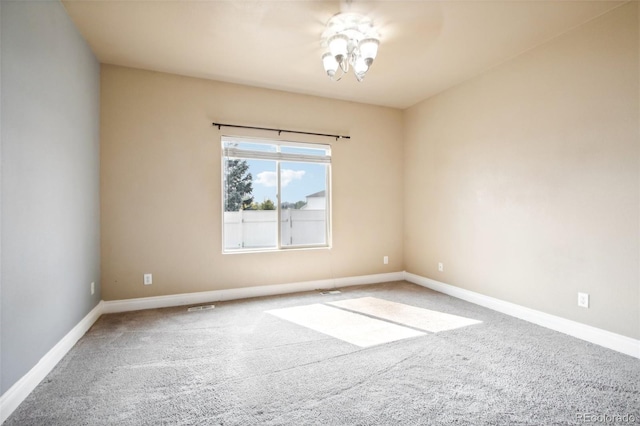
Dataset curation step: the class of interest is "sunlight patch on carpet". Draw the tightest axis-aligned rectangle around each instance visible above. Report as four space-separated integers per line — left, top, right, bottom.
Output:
329 297 482 333
266 303 425 347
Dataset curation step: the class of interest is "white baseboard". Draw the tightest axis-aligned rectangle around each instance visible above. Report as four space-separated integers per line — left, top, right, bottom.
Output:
404 272 640 359
103 272 405 314
0 301 104 424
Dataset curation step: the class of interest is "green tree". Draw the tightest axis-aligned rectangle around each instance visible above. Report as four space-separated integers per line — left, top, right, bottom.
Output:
260 199 276 210
224 159 254 211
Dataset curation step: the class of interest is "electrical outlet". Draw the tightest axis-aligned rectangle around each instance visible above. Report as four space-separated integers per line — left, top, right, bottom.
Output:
383 256 389 265
438 262 444 272
91 282 95 295
144 274 153 285
578 292 589 308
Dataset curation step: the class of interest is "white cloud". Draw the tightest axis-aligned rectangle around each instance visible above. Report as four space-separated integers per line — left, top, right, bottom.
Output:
255 169 305 188
255 171 277 187
281 169 306 186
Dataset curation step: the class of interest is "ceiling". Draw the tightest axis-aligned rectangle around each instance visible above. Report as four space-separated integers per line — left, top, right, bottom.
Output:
62 0 624 109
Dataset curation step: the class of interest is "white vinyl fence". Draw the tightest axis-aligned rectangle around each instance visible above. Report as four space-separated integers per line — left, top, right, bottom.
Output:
224 209 326 250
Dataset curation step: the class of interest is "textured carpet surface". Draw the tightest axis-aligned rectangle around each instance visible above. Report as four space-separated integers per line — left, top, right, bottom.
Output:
5 281 640 425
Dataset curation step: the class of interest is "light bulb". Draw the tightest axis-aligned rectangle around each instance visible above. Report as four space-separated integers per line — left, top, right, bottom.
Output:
354 55 368 81
322 52 338 78
359 38 379 66
328 34 349 62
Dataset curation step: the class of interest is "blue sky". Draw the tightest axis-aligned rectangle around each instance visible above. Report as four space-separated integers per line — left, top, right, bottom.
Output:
247 159 327 204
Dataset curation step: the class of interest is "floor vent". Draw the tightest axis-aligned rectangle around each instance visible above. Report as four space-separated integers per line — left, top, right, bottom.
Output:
187 305 215 312
320 290 341 295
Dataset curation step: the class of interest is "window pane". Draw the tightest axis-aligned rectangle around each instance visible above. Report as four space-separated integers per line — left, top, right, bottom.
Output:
280 162 327 247
281 145 329 157
223 140 277 153
223 158 277 250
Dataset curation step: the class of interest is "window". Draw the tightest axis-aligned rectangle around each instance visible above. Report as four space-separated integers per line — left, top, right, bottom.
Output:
222 136 331 252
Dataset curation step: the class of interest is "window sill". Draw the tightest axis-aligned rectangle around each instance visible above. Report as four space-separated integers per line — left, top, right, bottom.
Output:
222 245 331 255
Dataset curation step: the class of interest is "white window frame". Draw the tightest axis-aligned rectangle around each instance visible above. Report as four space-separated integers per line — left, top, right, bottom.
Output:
221 136 332 253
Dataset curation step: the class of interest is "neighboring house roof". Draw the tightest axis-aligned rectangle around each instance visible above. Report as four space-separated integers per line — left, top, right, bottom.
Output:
306 190 326 198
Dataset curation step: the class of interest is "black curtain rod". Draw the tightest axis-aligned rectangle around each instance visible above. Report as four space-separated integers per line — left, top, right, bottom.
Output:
212 122 350 141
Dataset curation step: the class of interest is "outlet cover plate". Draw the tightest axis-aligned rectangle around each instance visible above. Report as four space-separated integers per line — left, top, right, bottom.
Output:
144 274 153 285
578 292 589 308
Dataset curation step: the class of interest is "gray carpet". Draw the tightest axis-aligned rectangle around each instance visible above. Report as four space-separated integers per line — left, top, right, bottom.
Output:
5 281 640 425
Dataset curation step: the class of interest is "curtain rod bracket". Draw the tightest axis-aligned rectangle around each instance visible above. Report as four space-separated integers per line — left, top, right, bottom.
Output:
212 121 350 141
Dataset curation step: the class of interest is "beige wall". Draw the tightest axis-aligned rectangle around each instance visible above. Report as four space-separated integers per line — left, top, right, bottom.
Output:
102 3 638 340
404 3 639 339
101 65 404 301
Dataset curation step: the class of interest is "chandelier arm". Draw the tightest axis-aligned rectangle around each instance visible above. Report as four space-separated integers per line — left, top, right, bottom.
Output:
331 66 346 82
339 57 349 73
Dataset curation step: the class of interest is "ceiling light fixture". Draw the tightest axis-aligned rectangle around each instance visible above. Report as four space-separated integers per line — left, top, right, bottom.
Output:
321 12 380 82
